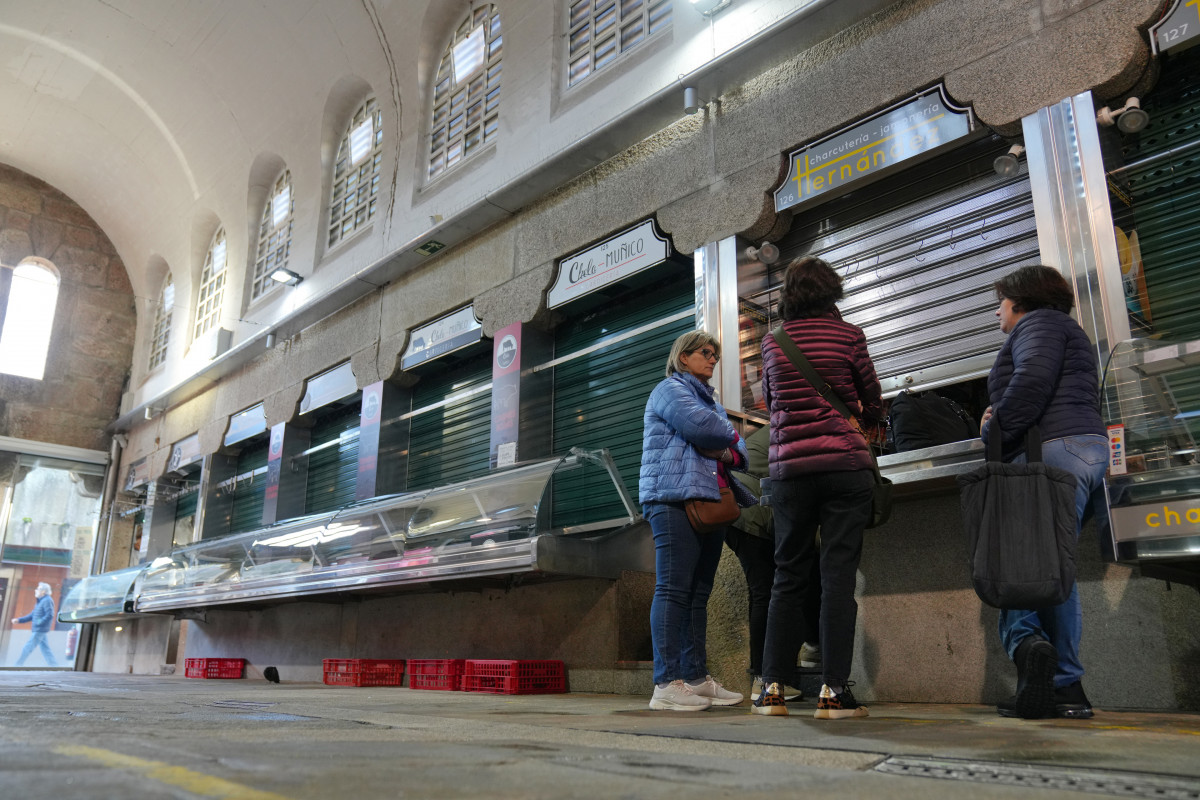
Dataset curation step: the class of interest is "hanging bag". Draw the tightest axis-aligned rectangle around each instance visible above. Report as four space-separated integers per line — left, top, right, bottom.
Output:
770 326 893 528
956 412 1078 609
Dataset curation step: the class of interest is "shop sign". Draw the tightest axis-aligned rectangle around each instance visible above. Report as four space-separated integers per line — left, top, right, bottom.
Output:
401 305 483 370
548 219 669 309
775 85 974 213
300 362 356 414
167 434 202 474
1111 498 1200 542
124 456 150 491
490 322 522 468
1151 0 1200 54
225 403 267 446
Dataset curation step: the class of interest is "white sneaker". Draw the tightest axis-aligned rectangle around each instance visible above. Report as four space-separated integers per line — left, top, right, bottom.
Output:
691 675 743 706
799 642 822 669
649 680 712 711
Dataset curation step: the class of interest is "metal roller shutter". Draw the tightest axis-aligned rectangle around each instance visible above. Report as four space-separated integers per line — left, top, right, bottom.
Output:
305 403 362 515
229 438 269 534
763 134 1040 394
407 354 493 491
551 273 695 527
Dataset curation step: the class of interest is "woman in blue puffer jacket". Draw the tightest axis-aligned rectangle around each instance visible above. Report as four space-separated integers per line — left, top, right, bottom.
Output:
640 330 754 711
980 265 1107 722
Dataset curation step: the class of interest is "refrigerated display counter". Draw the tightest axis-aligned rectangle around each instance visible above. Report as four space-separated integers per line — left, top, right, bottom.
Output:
57 565 147 623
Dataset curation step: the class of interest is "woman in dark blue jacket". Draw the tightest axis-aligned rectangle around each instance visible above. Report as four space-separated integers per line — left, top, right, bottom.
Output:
640 330 752 711
980 265 1106 721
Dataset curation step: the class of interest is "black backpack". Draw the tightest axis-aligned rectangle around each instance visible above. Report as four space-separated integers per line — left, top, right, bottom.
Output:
888 390 976 452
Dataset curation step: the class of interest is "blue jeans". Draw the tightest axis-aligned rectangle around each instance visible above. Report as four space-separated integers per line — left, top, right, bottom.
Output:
16 631 58 667
646 502 725 685
997 434 1108 688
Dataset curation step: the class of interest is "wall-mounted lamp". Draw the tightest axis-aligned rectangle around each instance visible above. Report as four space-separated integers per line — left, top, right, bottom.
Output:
270 268 303 286
690 0 732 16
744 242 780 264
265 332 277 349
144 406 162 420
993 144 1026 177
684 87 701 115
1096 97 1149 134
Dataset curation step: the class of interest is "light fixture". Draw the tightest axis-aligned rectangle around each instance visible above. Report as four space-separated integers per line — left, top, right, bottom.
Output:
265 332 276 349
683 87 701 115
270 268 303 286
1096 97 1149 134
143 406 162 420
744 242 780 264
690 0 732 16
993 144 1025 177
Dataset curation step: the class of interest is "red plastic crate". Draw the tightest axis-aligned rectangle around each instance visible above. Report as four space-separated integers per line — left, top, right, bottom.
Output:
322 658 406 687
184 658 245 679
461 660 566 695
407 659 465 691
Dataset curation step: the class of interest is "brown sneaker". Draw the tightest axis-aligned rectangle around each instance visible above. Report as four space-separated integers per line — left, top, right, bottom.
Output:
751 681 788 716
814 683 869 719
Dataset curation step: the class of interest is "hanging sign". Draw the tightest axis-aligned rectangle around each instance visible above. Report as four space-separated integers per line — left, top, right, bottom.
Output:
401 305 483 370
548 219 669 309
299 362 357 414
167 434 202 474
225 403 267 446
1151 0 1200 54
775 85 974 213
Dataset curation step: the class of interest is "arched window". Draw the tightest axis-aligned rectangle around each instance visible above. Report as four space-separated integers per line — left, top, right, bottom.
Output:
194 228 227 339
328 99 383 248
148 275 174 370
428 5 502 180
0 260 60 380
253 170 293 300
567 0 672 86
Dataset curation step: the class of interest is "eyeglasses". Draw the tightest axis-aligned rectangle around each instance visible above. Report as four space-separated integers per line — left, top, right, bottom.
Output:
693 348 720 362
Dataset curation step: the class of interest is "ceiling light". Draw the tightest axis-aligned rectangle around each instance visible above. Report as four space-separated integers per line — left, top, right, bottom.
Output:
993 144 1025 177
270 268 303 286
690 0 732 15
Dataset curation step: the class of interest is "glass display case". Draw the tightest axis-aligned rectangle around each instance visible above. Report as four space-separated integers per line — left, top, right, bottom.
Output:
91 448 648 613
1101 339 1200 571
58 565 145 623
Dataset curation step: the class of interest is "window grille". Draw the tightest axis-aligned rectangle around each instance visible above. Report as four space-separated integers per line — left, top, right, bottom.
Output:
328 98 384 248
253 170 293 300
428 5 502 180
149 276 174 370
194 228 227 339
0 260 59 380
567 0 671 87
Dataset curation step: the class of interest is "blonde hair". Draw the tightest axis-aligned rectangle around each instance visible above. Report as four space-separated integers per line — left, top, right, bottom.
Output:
665 331 720 377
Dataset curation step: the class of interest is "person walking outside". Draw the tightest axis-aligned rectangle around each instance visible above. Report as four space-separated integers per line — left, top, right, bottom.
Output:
752 256 883 720
980 265 1107 720
12 582 59 667
640 330 754 711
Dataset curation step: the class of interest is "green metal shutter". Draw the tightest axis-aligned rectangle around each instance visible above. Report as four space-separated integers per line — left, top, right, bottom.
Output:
305 404 362 515
229 438 269 534
407 355 493 491
174 484 199 520
1112 45 1200 342
551 273 695 527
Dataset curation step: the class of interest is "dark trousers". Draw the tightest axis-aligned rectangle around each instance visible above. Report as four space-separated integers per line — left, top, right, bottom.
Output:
762 469 872 688
725 527 819 676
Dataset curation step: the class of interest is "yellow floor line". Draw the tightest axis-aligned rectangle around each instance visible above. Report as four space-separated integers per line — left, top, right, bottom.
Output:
53 744 293 800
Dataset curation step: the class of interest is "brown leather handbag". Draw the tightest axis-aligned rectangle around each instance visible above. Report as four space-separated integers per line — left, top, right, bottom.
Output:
684 487 740 533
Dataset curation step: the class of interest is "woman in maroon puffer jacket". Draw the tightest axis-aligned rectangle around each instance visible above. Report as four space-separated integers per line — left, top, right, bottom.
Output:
751 256 884 721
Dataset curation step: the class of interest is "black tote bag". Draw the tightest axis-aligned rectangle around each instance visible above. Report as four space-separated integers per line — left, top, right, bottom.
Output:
957 415 1078 609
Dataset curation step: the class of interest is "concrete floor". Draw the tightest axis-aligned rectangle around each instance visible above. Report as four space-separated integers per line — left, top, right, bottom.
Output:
1 671 1199 799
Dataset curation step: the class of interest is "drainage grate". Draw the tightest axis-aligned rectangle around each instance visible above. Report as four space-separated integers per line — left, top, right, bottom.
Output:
876 756 1200 799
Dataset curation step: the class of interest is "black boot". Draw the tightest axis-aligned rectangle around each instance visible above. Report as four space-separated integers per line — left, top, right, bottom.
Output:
997 635 1057 719
1054 681 1093 719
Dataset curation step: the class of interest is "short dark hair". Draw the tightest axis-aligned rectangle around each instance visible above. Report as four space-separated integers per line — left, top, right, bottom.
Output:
777 256 844 320
994 265 1075 314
